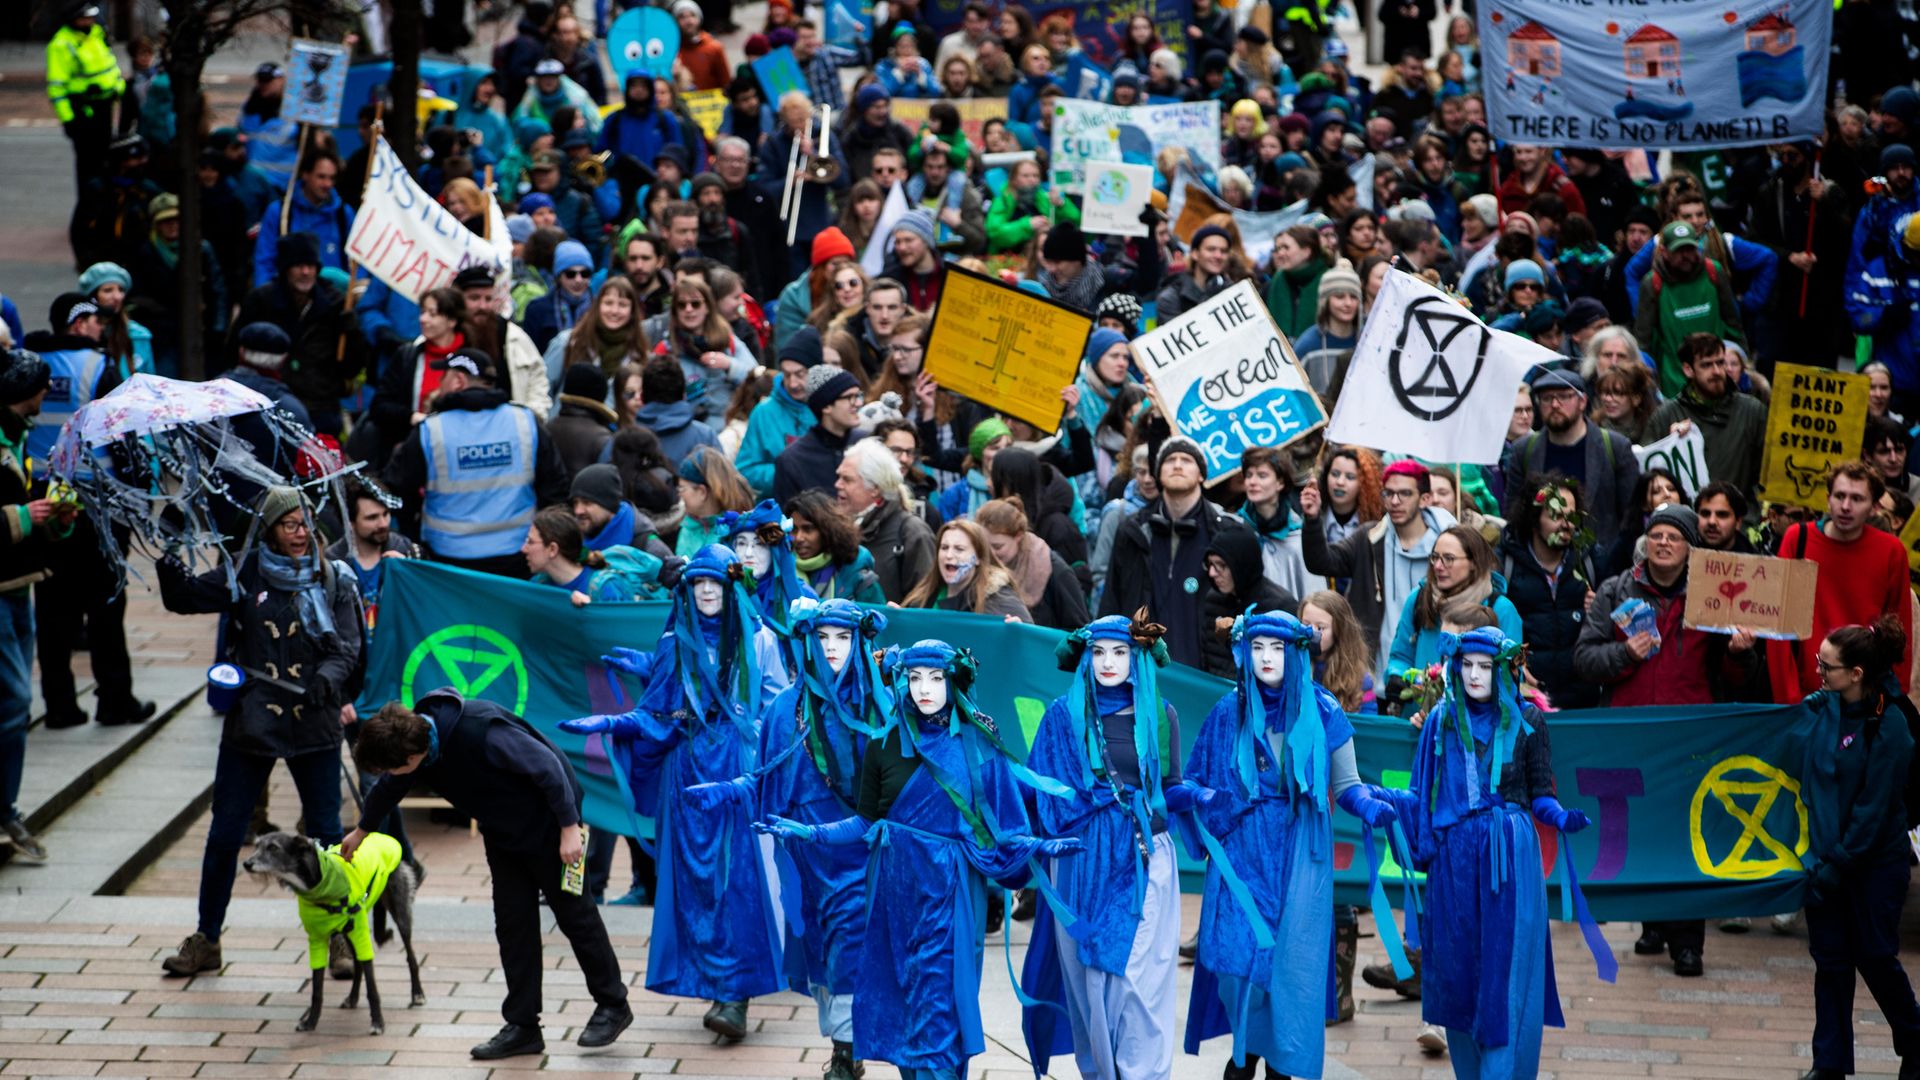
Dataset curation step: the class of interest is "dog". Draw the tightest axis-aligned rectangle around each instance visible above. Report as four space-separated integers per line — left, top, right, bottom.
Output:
242 831 424 1034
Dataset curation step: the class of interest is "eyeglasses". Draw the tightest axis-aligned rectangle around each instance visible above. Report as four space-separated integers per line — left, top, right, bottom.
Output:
559 269 590 280
275 519 311 534
1815 659 1852 674
1381 488 1419 503
888 344 923 356
836 389 865 405
1427 552 1461 568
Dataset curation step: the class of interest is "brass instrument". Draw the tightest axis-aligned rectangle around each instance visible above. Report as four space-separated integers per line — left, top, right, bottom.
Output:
573 150 610 189
783 104 836 247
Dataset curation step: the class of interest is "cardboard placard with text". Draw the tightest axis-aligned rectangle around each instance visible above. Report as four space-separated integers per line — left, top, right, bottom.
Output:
1683 549 1818 640
922 265 1090 432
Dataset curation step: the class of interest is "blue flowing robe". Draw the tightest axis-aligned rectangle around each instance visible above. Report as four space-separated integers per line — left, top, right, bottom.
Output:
613 626 790 1002
1182 686 1353 1078
856 723 1043 1073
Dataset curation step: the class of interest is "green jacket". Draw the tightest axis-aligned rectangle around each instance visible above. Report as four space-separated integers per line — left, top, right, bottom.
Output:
986 184 1080 254
1265 255 1330 341
297 833 402 969
1646 384 1768 503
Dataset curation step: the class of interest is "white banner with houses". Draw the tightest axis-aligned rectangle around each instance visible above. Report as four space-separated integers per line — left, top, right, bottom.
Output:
1479 0 1829 149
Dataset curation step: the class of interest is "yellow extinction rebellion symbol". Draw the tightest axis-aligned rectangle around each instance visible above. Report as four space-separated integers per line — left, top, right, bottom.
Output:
1689 754 1808 880
401 624 530 715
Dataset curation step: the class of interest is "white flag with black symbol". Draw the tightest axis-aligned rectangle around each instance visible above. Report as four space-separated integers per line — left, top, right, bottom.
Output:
1327 269 1555 465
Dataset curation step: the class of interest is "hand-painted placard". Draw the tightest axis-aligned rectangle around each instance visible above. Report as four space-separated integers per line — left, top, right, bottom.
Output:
286 39 350 127
922 265 1089 432
1079 161 1153 238
1632 426 1711 499
1758 363 1870 509
1684 549 1818 640
1049 99 1219 194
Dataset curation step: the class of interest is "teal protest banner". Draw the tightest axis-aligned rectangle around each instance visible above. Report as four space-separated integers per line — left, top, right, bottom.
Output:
364 560 1815 919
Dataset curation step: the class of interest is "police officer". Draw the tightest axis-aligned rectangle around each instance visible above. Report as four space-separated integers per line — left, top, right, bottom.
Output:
346 693 633 1060
382 349 568 579
20 294 149 729
46 3 125 190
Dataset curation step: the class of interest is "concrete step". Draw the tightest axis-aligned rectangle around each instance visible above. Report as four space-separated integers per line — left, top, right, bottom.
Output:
18 665 206 836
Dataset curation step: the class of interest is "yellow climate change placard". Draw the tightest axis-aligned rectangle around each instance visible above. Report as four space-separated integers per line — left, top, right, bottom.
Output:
923 265 1089 432
1758 363 1869 510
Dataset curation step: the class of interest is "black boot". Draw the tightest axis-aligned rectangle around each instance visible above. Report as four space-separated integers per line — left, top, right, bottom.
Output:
1223 1054 1259 1080
1329 919 1358 1024
703 999 747 1041
824 1039 865 1080
1011 888 1037 922
1634 925 1666 955
1361 947 1421 999
470 1023 544 1059
985 891 1005 935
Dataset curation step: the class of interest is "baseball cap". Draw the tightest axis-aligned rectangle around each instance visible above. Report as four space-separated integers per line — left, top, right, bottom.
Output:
1661 221 1703 252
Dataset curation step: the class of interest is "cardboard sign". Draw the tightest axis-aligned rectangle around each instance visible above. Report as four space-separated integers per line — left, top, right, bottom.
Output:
1132 279 1327 479
1758 364 1870 510
1079 162 1153 237
1632 426 1711 498
923 265 1089 432
683 88 727 139
285 39 350 127
1683 549 1818 640
1898 509 1920 574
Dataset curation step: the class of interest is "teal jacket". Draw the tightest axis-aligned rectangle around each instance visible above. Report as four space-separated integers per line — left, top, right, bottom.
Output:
1802 679 1916 896
1387 572 1525 673
735 380 815 497
297 833 402 968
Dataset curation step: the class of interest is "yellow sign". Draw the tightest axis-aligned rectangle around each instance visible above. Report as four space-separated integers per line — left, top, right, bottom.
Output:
683 88 727 140
890 98 1009 149
1688 754 1807 881
1900 507 1920 573
923 265 1090 432
1758 363 1870 509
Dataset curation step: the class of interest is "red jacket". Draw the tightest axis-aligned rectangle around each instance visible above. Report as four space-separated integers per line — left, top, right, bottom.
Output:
1497 162 1589 218
1766 523 1914 701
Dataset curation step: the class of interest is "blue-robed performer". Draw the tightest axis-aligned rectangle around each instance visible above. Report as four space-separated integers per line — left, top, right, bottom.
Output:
1184 610 1401 1080
759 640 1083 1080
722 498 816 657
558 544 790 1042
1365 627 1608 1080
1017 612 1196 1080
685 598 895 1080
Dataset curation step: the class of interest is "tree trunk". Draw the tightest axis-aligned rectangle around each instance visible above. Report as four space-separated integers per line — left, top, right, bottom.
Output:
166 14 210 381
388 0 424 173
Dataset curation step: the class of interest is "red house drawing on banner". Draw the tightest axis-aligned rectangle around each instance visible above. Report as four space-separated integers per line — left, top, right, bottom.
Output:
1624 24 1681 78
1745 11 1796 55
1506 20 1561 78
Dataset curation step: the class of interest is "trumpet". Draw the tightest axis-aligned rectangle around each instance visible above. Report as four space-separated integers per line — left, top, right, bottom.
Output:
783 104 837 246
573 151 611 189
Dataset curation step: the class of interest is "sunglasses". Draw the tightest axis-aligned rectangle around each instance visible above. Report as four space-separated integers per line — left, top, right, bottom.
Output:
1511 281 1544 293
834 279 862 290
559 269 590 280
677 300 706 310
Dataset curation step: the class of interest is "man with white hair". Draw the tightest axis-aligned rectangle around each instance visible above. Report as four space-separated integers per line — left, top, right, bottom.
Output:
834 438 933 603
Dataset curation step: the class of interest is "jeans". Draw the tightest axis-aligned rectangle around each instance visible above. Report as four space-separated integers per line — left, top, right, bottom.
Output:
0 594 32 822
197 745 344 942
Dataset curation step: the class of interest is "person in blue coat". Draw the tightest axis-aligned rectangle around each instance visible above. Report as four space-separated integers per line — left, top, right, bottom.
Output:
720 499 816 647
236 63 300 190
253 148 355 287
1387 524 1523 674
558 545 789 1042
761 640 1081 1080
688 599 896 1080
756 98 851 282
1019 613 1197 1080
1366 628 1603 1080
736 329 822 497
1183 611 1399 1080
598 73 686 172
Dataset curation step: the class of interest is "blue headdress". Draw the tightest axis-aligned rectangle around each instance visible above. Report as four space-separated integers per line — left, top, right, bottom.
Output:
720 499 813 637
1229 609 1329 804
791 597 895 741
1430 626 1531 811
633 544 765 736
1056 612 1173 857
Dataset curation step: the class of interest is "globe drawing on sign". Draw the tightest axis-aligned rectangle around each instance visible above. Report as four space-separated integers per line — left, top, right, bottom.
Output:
1388 295 1489 422
1091 168 1131 206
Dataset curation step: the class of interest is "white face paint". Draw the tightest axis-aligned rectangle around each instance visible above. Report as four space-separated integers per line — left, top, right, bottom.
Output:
1248 636 1287 688
732 533 773 578
818 626 854 673
907 666 949 715
692 578 726 617
1090 640 1132 688
1460 654 1496 702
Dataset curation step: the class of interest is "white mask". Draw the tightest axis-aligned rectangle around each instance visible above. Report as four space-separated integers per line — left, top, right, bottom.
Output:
907 666 949 716
732 533 773 579
1460 654 1496 702
1090 640 1132 688
692 578 726 617
1248 636 1287 688
818 626 854 673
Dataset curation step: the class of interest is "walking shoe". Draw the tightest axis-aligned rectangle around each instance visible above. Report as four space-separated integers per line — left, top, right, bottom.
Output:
1011 888 1037 922
605 885 648 906
2 818 47 863
1773 909 1804 935
824 1039 865 1080
1361 948 1421 999
985 890 1004 935
161 932 221 976
1416 1024 1448 1054
470 1023 544 1059
328 933 354 980
1179 931 1199 961
1718 916 1751 933
1222 1055 1258 1080
96 699 156 726
577 1003 632 1048
704 999 748 1041
41 709 87 730
1633 926 1666 955
1672 948 1704 977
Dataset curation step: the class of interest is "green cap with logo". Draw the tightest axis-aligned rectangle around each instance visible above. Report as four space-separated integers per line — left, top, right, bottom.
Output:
1660 221 1702 252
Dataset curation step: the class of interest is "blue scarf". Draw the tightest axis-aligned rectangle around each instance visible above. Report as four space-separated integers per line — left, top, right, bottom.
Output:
258 547 336 636
585 502 636 551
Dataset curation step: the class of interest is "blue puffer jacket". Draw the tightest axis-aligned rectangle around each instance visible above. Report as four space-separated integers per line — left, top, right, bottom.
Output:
1623 228 1777 321
1848 212 1920 395
253 187 355 286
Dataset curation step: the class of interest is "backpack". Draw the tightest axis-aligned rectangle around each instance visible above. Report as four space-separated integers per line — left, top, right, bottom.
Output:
593 544 670 600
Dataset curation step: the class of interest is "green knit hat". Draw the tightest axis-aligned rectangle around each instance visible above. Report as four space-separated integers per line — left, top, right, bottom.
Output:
968 417 1012 462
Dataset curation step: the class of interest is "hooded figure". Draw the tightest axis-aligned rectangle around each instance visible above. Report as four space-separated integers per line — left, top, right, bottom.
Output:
686 599 895 1080
758 639 1080 1080
1182 610 1399 1079
1019 614 1198 1080
1368 627 1610 1080
558 545 789 1040
720 499 817 648
1198 526 1299 679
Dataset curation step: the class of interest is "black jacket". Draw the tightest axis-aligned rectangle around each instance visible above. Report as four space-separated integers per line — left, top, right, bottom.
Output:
1198 523 1299 679
157 548 362 758
1099 495 1242 669
1024 549 1093 632
382 386 571 537
229 278 363 416
548 394 617 479
774 423 852 504
1498 529 1598 709
860 497 936 604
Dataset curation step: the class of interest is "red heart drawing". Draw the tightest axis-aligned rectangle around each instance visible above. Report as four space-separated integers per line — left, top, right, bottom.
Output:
1718 581 1748 602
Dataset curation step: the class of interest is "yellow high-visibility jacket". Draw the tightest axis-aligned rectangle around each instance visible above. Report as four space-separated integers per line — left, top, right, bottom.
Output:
46 24 125 124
